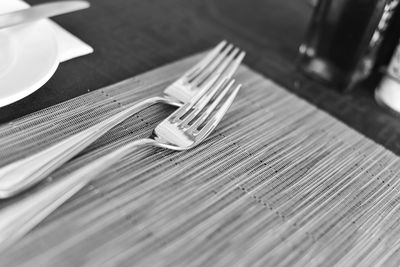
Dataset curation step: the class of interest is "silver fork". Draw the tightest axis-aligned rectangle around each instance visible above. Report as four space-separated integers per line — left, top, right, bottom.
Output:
0 77 241 251
0 41 245 198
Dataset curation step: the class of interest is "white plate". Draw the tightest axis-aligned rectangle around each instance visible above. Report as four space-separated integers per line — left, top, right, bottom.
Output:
0 10 59 107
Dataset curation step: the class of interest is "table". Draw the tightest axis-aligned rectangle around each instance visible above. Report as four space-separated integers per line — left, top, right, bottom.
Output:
1 0 400 156
3 1 400 265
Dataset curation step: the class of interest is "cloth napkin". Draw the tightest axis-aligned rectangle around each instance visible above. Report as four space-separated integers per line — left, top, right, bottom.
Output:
1 0 93 62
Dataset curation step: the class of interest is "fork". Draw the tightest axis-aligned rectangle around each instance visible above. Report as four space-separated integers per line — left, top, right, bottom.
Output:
0 41 245 198
0 77 241 251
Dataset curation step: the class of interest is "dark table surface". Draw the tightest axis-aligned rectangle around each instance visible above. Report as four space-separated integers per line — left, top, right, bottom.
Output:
2 0 400 155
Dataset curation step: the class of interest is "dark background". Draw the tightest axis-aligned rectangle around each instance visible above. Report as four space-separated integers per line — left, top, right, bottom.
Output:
2 0 400 155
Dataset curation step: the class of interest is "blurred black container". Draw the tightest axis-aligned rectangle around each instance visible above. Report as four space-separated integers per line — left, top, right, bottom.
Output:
370 1 400 81
299 0 400 91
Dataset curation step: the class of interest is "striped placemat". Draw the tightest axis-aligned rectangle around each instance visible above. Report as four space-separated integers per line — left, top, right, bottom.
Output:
1 53 400 267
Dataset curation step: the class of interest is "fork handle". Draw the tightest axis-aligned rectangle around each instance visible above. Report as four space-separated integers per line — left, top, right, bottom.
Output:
0 138 155 251
0 96 179 198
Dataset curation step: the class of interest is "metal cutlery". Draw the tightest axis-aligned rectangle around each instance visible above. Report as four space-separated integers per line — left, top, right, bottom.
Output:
0 1 90 30
0 41 245 198
0 76 241 251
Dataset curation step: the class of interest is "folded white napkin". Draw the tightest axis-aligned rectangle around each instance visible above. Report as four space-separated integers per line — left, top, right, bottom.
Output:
1 0 93 62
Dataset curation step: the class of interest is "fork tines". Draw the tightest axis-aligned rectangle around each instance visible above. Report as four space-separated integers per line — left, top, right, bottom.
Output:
187 41 245 87
173 78 241 136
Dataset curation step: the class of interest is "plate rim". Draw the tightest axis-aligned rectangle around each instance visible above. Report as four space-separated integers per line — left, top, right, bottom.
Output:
0 19 59 107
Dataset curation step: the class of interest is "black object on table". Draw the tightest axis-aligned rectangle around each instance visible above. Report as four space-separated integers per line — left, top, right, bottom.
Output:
1 0 400 155
299 0 399 90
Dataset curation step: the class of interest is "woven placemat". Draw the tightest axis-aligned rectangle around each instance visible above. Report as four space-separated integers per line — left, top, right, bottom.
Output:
1 54 400 267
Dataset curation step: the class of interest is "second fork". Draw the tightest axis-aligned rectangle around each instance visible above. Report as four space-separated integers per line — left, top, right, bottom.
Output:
0 77 241 251
0 41 245 198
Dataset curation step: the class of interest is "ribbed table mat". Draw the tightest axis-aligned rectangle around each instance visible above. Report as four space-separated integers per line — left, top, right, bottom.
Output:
1 54 400 267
